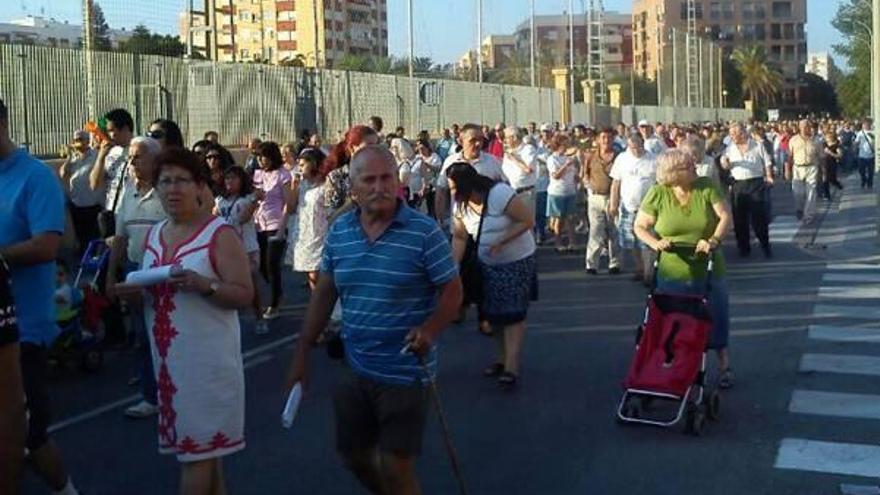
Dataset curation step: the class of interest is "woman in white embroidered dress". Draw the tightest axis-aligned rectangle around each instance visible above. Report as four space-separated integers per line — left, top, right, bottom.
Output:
115 148 253 495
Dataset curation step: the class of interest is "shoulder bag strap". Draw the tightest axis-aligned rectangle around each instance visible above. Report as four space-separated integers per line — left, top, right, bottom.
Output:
473 187 490 250
109 156 128 212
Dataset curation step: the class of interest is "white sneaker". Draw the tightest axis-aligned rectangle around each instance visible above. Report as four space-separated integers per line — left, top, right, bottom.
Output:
262 306 281 320
125 400 158 419
255 320 270 335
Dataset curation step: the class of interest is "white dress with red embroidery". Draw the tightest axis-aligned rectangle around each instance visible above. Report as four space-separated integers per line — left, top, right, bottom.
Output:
142 216 246 462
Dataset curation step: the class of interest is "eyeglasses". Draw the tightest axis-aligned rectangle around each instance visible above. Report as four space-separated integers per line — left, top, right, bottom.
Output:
157 177 194 189
147 130 166 139
205 154 221 160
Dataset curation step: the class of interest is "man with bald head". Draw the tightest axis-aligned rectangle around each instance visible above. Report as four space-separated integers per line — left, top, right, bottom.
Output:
286 145 463 495
104 136 167 420
786 119 822 223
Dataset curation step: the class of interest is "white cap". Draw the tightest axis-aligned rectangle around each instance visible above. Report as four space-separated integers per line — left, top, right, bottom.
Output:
539 123 553 132
638 119 651 127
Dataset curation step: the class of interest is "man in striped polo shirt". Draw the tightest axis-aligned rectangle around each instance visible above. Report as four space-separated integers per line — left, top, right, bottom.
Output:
286 145 463 494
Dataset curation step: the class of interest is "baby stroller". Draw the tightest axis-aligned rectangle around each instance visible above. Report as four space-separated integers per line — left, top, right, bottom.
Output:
49 240 111 372
616 244 721 435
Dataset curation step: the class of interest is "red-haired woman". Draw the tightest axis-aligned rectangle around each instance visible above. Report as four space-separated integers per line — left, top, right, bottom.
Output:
323 125 380 223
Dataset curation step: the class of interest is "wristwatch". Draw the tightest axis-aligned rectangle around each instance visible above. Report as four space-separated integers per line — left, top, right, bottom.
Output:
204 281 220 297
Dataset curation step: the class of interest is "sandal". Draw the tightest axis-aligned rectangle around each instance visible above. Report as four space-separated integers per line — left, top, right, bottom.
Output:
478 321 494 337
483 363 504 377
719 368 734 389
497 371 518 388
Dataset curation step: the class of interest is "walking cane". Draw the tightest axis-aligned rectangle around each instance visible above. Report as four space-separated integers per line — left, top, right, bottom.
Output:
412 352 470 495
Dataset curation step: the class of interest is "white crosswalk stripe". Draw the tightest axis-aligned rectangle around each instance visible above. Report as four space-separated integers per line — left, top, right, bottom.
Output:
776 439 880 478
769 215 799 244
808 325 880 343
800 354 880 377
775 249 880 483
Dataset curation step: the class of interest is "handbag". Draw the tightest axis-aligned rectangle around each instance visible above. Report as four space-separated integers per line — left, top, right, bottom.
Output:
97 159 128 238
459 189 489 307
0 258 19 345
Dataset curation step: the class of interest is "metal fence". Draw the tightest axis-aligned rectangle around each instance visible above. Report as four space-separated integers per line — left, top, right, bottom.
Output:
1 44 565 156
620 105 750 126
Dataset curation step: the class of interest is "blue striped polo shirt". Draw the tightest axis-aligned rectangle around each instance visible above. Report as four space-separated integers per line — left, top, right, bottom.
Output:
321 202 458 385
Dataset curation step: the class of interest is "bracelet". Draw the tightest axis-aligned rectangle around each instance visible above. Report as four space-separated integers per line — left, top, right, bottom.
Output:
709 236 721 247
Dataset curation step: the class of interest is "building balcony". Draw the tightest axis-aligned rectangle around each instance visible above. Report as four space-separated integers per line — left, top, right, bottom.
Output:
275 1 295 11
277 21 296 31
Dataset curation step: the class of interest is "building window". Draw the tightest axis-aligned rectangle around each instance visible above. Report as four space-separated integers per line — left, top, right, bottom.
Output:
278 11 295 21
770 45 782 61
743 2 754 20
754 3 766 19
709 2 721 20
797 24 804 40
770 23 781 40
722 3 734 20
783 45 794 62
754 24 766 40
679 1 703 20
240 48 250 59
783 23 794 40
772 1 792 18
239 10 251 21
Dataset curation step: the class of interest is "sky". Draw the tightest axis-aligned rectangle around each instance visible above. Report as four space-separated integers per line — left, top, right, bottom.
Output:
7 0 849 66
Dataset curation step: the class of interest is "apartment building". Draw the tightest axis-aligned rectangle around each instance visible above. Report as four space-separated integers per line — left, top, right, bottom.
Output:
632 0 807 106
511 12 634 74
0 15 131 49
182 0 388 66
805 52 840 84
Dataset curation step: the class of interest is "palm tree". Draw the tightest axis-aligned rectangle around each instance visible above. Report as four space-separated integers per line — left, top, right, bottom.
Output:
731 45 783 109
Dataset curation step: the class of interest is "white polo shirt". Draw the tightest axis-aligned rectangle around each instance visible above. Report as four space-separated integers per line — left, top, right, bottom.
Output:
722 139 772 181
437 152 507 188
115 184 166 264
501 143 538 190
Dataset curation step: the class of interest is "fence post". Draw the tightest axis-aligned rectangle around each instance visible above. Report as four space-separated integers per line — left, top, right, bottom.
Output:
16 47 31 152
345 70 353 129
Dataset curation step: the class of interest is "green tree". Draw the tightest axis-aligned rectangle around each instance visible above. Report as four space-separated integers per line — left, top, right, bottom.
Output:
118 25 186 57
731 45 782 110
91 2 112 50
485 50 531 86
831 0 872 117
721 58 745 108
799 73 840 117
279 54 307 67
606 73 658 106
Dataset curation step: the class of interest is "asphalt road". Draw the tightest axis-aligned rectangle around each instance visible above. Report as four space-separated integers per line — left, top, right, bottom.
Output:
23 173 880 495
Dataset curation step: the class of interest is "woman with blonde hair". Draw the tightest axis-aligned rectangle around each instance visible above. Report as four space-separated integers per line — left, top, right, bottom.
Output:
634 149 735 388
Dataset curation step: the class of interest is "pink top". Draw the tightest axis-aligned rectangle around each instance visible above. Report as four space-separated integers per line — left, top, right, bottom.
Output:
253 168 291 232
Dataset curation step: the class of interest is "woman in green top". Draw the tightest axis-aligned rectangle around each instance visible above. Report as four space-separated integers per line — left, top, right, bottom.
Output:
634 149 735 388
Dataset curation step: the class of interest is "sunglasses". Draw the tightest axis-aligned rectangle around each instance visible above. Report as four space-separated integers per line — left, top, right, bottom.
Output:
147 130 166 139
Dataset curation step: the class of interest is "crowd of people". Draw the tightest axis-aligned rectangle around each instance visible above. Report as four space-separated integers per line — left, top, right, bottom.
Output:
0 90 874 494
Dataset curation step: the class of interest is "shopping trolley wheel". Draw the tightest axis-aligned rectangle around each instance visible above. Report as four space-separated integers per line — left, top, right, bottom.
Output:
81 349 104 372
684 404 705 436
705 390 721 421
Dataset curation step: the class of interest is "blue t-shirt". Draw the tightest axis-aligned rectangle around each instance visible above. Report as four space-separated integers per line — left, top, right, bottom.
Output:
321 203 458 385
0 149 65 345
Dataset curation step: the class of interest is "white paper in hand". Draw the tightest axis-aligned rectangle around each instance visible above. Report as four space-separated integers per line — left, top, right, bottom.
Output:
125 265 176 286
281 383 303 429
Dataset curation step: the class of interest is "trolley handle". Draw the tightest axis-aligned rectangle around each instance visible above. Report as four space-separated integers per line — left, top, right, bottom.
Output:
651 241 715 296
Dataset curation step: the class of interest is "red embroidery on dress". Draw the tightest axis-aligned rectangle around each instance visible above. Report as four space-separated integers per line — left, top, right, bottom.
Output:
149 259 181 449
175 432 243 455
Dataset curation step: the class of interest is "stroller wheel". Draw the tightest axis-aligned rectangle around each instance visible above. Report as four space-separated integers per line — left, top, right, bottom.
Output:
684 403 706 436
81 349 104 372
705 390 721 421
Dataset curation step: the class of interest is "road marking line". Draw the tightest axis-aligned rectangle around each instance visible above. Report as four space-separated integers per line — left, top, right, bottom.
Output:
801 354 880 377
770 215 799 243
775 438 880 478
47 394 141 434
789 390 880 421
840 484 880 495
818 285 880 299
813 305 880 320
823 273 880 283
809 325 880 343
826 264 880 272
47 334 300 434
243 354 275 369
